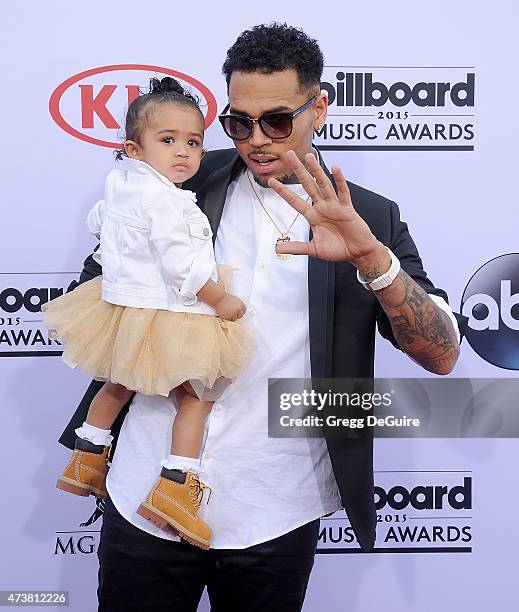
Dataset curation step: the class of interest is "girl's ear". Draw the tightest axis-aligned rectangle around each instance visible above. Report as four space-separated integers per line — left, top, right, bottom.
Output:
124 140 141 159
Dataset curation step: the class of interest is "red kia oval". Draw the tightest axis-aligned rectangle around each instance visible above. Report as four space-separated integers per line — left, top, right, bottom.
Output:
49 64 217 148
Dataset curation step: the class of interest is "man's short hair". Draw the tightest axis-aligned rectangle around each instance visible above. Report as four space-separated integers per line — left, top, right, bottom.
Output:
222 23 324 93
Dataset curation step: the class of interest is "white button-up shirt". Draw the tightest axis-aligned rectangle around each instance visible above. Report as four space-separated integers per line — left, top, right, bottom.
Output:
89 158 218 315
106 168 460 549
107 170 343 549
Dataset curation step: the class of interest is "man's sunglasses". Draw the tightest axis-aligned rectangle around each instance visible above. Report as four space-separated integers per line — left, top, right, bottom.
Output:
218 96 317 141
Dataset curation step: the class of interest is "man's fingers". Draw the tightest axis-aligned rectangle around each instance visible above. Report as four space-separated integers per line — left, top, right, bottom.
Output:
268 177 320 224
283 150 323 202
331 165 352 206
305 153 337 200
275 240 317 257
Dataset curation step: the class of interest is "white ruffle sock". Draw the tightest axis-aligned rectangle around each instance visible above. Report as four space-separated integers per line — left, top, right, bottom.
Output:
75 421 114 446
161 455 201 474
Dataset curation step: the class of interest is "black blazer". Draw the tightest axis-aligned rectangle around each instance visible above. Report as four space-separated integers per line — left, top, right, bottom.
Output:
58 148 467 552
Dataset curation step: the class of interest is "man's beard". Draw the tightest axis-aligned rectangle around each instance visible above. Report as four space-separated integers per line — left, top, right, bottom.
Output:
249 148 317 188
251 146 319 187
252 171 299 188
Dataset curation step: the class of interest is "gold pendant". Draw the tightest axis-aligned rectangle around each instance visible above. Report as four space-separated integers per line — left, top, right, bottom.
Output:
276 236 291 260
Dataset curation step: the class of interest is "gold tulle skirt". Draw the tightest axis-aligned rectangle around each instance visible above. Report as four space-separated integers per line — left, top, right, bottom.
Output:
42 269 251 397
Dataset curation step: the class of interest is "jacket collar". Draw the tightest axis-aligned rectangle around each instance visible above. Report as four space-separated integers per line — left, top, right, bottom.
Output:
307 146 336 379
197 152 243 233
116 157 197 202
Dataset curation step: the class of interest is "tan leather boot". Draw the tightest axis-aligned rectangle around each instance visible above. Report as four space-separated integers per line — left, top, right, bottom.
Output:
56 438 110 499
137 469 212 550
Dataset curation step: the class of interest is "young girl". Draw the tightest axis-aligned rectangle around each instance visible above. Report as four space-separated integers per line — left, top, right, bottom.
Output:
43 77 251 550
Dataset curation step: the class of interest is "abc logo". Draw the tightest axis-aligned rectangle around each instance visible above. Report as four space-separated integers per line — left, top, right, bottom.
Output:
461 254 519 369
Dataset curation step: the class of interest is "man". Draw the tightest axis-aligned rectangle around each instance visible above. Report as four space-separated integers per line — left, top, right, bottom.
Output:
59 23 465 612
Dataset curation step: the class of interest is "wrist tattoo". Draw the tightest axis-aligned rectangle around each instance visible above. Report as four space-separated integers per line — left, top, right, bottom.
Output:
358 262 382 284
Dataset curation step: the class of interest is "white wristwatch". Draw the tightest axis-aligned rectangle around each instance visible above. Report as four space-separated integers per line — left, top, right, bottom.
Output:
356 247 401 291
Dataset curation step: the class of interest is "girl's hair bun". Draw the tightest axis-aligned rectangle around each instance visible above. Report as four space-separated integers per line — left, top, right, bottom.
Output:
149 76 185 95
115 75 203 160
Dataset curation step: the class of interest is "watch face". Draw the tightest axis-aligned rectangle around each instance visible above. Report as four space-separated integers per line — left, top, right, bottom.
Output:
372 277 393 290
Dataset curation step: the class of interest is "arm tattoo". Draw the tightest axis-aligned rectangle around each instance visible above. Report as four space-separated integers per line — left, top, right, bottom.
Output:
376 269 459 374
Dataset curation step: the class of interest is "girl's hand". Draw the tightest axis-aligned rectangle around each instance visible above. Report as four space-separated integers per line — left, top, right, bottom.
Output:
214 293 246 321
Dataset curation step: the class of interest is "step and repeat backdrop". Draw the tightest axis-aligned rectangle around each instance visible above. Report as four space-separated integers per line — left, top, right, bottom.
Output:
1 1 517 610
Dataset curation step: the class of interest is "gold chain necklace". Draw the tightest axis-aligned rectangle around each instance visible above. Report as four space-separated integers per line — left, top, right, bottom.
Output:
246 171 310 260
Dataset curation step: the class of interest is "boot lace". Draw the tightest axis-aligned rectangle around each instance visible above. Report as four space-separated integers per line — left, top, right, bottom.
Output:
188 473 212 509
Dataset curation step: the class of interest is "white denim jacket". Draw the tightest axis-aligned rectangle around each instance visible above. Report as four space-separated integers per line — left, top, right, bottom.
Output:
88 158 218 315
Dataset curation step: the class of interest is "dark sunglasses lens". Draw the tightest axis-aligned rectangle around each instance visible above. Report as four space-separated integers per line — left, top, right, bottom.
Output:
223 116 251 140
260 114 292 138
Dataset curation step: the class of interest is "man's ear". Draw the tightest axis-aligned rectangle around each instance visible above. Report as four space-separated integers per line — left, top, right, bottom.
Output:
313 93 328 132
201 148 207 158
124 140 141 159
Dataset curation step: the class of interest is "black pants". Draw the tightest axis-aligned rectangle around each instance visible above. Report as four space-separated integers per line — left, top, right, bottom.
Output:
97 496 320 612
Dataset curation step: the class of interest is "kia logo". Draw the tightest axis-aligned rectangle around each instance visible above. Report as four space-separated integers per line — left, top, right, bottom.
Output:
49 64 217 148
